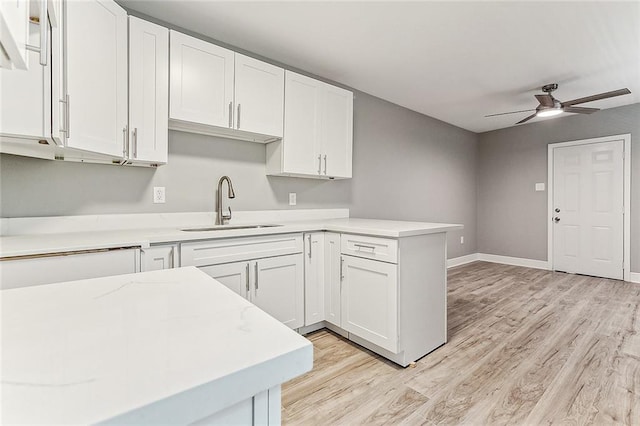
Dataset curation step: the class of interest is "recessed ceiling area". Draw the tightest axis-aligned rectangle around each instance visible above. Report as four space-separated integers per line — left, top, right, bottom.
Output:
120 1 640 133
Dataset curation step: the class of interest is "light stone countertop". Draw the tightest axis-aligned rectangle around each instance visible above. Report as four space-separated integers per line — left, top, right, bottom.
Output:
0 218 463 258
0 266 313 424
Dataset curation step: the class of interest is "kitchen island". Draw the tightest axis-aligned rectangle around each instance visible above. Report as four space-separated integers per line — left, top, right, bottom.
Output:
0 267 312 425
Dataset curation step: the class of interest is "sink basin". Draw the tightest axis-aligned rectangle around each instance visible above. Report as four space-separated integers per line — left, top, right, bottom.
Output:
181 224 282 232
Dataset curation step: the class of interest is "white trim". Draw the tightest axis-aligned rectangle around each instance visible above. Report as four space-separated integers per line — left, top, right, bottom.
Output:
547 134 631 281
629 272 640 284
447 253 479 268
477 253 550 270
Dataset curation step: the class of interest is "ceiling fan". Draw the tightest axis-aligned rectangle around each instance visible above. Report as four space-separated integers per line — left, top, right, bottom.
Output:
486 83 631 124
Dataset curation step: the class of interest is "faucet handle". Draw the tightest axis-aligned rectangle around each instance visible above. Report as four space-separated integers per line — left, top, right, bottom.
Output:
222 206 232 221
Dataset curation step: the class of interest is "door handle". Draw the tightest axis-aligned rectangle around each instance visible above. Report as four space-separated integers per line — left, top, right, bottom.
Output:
307 234 312 258
254 262 259 295
237 104 241 129
318 155 322 175
340 256 344 280
323 155 327 175
554 217 560 223
555 208 560 213
132 127 138 159
228 102 233 128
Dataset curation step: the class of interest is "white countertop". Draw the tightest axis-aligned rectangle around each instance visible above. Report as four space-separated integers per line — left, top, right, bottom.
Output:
0 218 463 258
1 267 313 424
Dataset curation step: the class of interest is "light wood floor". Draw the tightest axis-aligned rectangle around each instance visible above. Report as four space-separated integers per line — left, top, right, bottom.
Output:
282 261 640 425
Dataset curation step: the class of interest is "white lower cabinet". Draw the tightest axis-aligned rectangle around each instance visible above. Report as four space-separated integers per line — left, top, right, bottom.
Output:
141 245 178 272
323 232 341 327
182 234 304 330
0 248 140 290
192 386 280 426
304 232 325 326
341 255 398 353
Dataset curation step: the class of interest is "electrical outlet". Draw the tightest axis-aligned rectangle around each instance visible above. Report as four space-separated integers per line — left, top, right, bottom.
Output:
289 192 297 206
153 187 166 204
535 183 545 192
460 236 464 244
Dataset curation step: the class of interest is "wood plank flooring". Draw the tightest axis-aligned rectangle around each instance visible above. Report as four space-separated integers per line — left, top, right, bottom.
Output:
282 261 640 425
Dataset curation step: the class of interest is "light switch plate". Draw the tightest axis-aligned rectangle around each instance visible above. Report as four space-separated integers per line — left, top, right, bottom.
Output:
153 187 166 204
535 183 545 192
289 193 297 206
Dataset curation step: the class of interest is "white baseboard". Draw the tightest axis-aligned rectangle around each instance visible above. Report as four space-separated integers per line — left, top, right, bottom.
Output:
629 272 640 284
447 252 549 270
447 253 479 268
477 253 550 270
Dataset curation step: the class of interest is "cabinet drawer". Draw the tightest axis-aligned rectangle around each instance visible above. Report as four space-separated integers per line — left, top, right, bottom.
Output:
181 234 303 267
340 234 398 264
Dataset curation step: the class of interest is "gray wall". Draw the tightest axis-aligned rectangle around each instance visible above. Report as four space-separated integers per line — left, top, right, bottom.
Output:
0 92 479 259
477 103 640 272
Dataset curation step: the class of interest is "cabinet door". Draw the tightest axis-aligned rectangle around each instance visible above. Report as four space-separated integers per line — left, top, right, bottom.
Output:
324 232 342 327
341 255 398 353
128 17 168 163
65 0 127 157
0 48 47 139
200 261 249 299
141 245 177 272
304 233 325 326
282 70 322 175
253 254 304 329
169 30 234 129
0 0 29 69
234 53 284 137
322 84 353 178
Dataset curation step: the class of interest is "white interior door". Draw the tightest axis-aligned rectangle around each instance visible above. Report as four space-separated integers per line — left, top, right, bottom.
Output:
66 0 127 156
552 139 624 280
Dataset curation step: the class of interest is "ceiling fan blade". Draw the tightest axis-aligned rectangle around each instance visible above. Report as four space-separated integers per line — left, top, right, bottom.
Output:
563 106 599 114
516 113 537 124
535 94 554 107
562 88 631 107
484 109 535 117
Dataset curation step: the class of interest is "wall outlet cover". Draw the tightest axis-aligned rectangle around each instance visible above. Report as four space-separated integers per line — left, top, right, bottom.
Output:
535 183 545 192
460 236 464 244
153 187 166 204
289 192 297 206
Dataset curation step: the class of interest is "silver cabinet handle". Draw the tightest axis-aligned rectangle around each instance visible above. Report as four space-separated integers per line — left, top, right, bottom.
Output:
318 155 322 174
59 95 70 138
26 0 48 66
169 246 175 269
237 104 241 129
132 127 138 159
254 262 259 295
354 243 376 251
245 263 250 293
308 234 312 258
340 256 344 280
122 126 128 157
323 155 327 175
228 102 233 128
39 0 48 66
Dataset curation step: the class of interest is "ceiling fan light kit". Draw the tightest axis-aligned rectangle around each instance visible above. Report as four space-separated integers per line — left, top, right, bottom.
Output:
486 83 631 125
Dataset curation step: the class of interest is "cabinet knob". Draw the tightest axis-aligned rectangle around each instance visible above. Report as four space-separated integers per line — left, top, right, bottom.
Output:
554 217 560 223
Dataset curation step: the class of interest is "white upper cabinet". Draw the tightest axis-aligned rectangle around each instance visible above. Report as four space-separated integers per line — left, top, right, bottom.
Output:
322 84 353 178
65 0 128 157
169 30 234 129
169 30 284 143
266 70 353 179
0 0 29 70
128 17 168 164
234 53 284 137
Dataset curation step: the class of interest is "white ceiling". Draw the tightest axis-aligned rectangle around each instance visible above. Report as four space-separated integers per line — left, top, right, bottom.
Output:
121 1 640 133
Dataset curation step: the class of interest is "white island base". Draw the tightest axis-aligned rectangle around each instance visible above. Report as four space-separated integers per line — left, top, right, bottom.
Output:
1 267 312 425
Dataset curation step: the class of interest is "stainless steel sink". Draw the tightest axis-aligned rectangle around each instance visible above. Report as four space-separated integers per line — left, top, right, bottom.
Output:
181 224 282 232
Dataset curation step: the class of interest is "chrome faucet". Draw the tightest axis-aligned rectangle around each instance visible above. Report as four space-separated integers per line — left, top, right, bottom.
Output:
216 176 236 225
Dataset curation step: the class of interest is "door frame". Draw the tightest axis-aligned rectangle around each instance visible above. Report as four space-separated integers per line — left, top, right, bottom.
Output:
547 133 631 281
